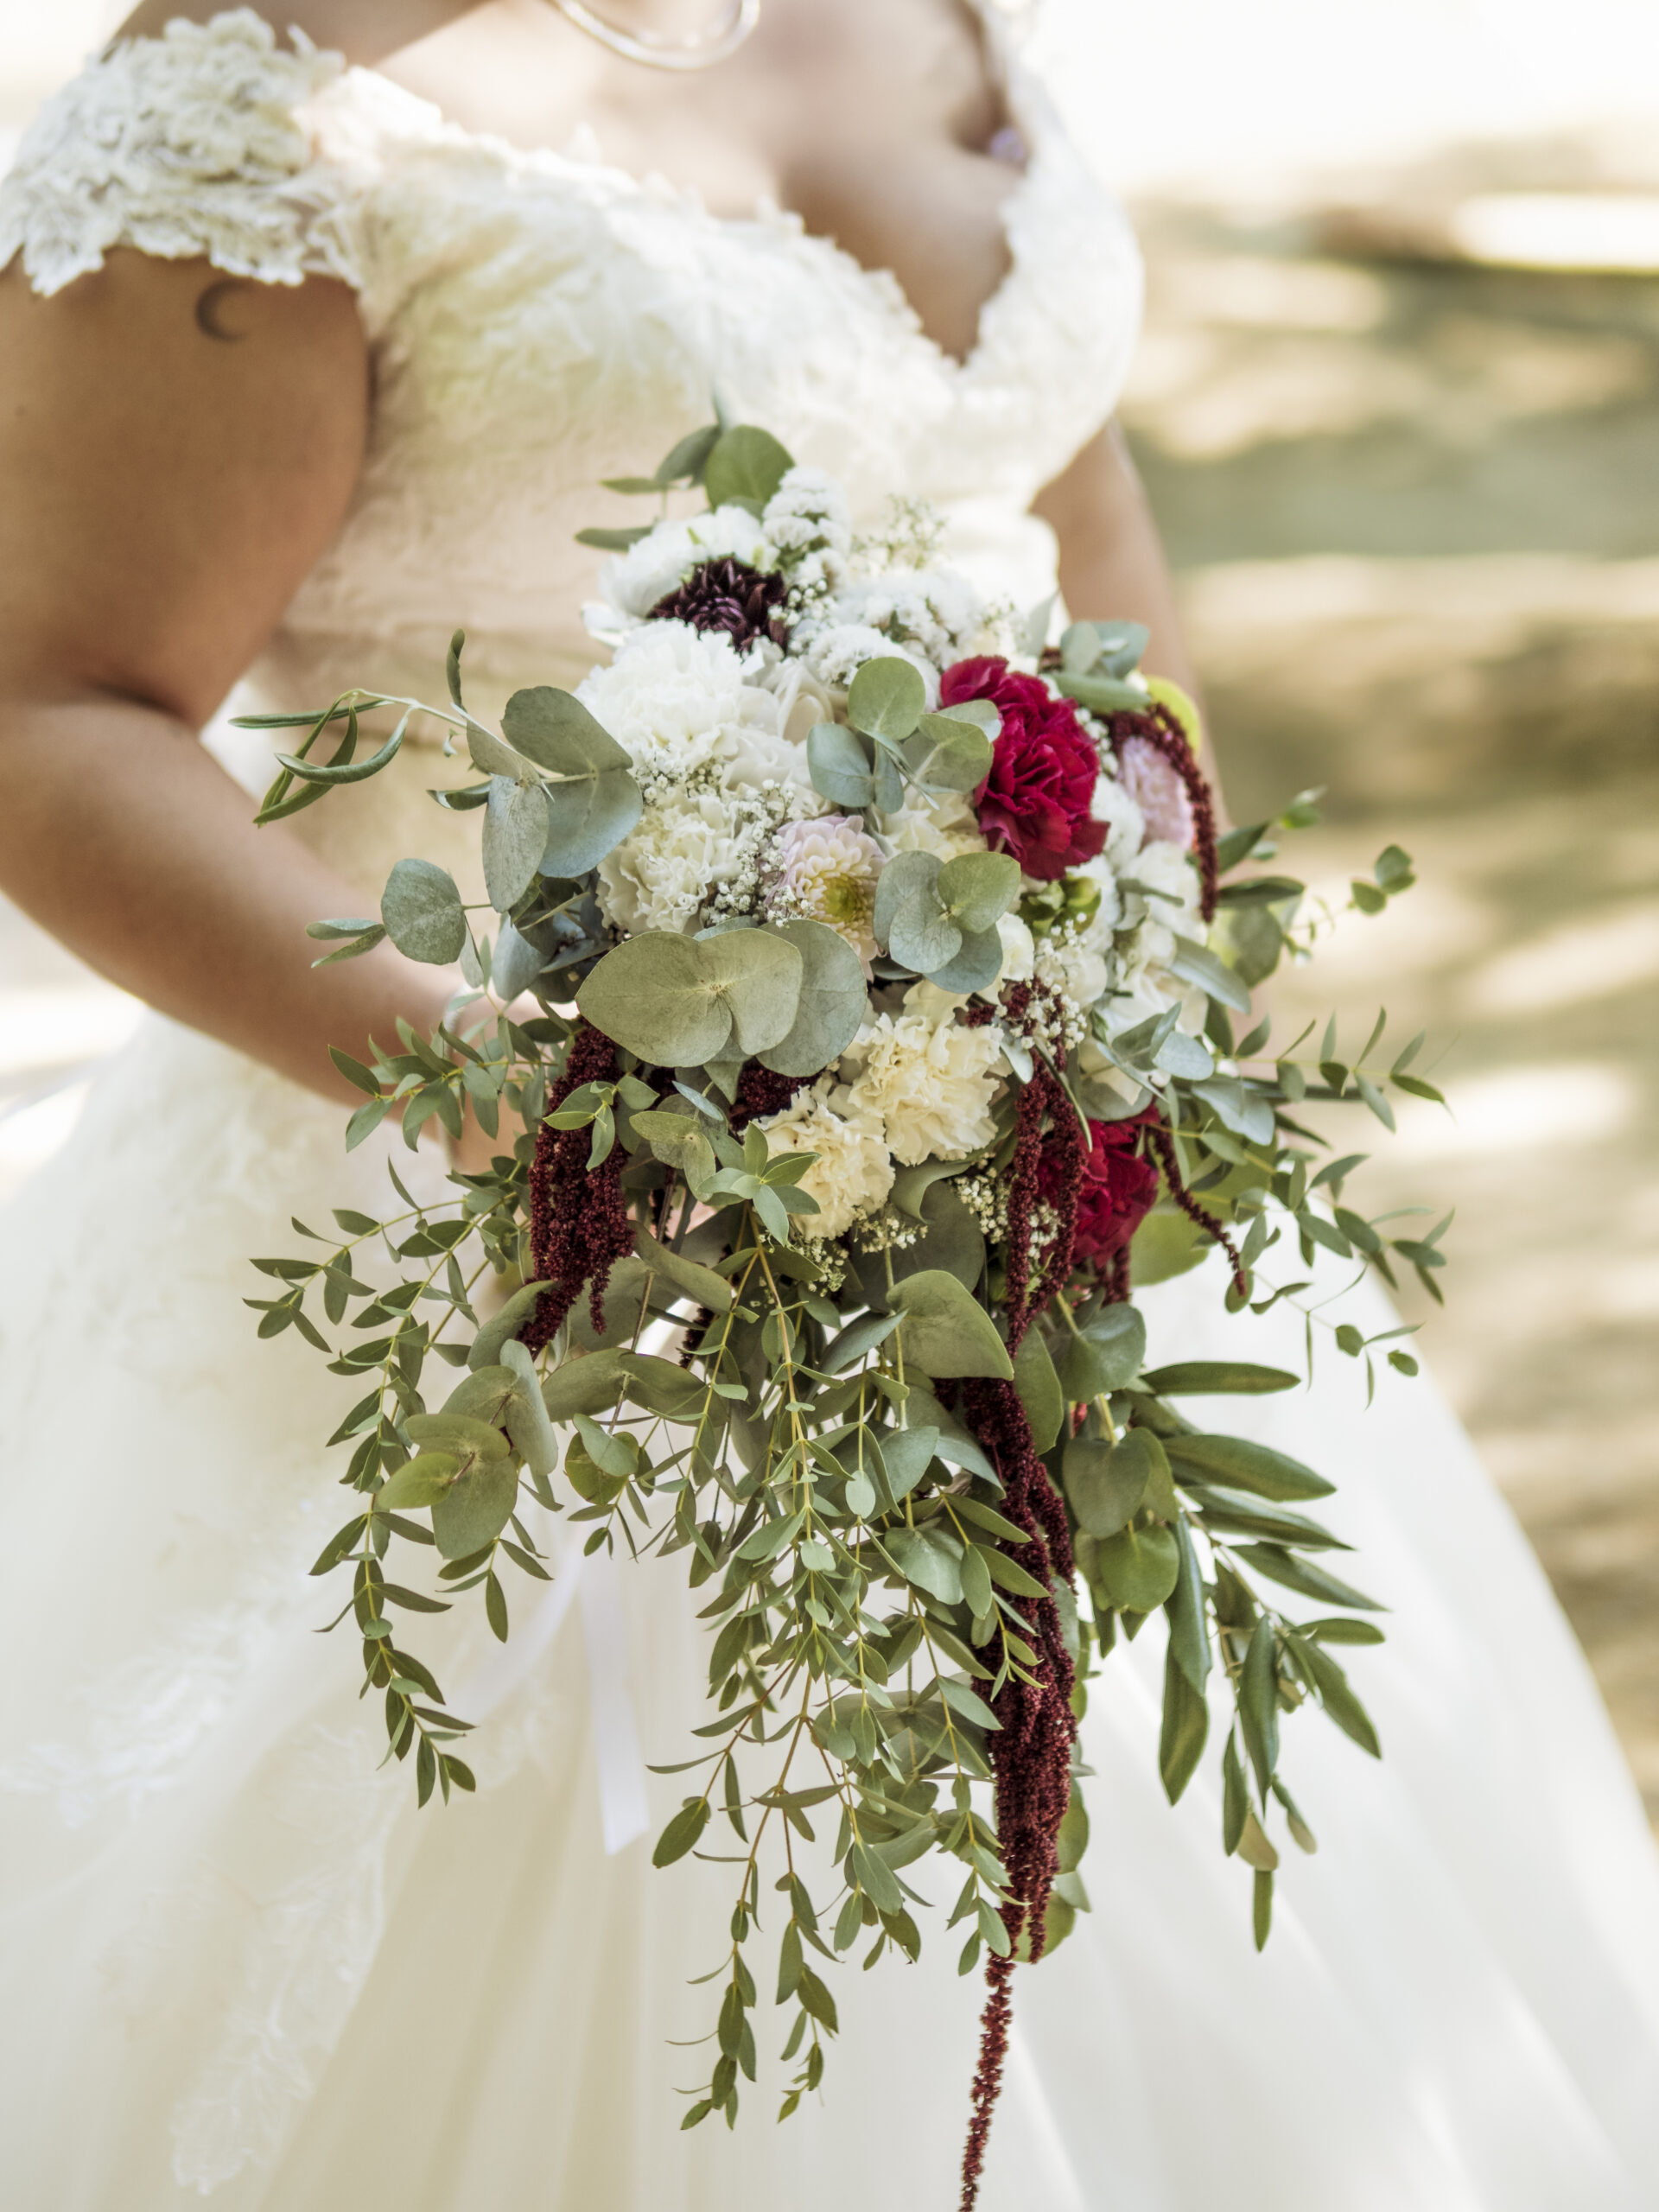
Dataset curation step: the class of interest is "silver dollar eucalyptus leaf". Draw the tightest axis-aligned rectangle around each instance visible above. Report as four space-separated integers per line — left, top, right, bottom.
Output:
381 857 467 964
483 776 550 912
758 918 867 1077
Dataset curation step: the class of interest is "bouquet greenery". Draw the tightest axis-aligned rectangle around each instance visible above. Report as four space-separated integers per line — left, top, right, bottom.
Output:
240 418 1445 2202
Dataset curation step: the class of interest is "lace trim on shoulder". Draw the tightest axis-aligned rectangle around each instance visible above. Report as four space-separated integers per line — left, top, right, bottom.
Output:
0 8 359 298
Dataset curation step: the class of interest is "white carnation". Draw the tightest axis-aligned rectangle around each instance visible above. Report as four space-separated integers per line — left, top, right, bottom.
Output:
1090 773 1147 870
881 790 988 861
838 1001 1006 1166
583 505 774 635
755 1085 893 1239
575 622 790 790
596 790 747 936
792 621 939 702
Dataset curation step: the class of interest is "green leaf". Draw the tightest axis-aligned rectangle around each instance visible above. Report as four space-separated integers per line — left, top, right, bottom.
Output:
499 1338 559 1477
924 925 1005 995
1158 1643 1209 1803
757 918 868 1078
345 1095 391 1151
653 1796 713 1867
500 686 644 875
431 1452 518 1560
481 775 550 912
575 524 652 550
1299 1638 1382 1758
654 422 721 486
1185 1484 1349 1551
1235 1544 1386 1612
883 1528 963 1605
1054 1304 1146 1399
1165 1516 1211 1690
381 859 467 965
903 713 993 793
1163 1433 1333 1501
1012 1332 1063 1454
1141 1362 1298 1397
575 930 803 1066
1239 1617 1280 1795
819 1309 902 1376
889 1270 1013 1380
1090 1521 1179 1611
374 1453 459 1511
468 1280 552 1368
887 887 959 976
1166 936 1252 1014
1064 1429 1154 1539
635 1225 734 1313
805 722 874 811
702 424 793 511
880 1424 939 1502
328 1046 381 1098
541 1348 630 1421
846 656 926 743
873 849 939 950
852 1840 905 1915
936 850 1020 934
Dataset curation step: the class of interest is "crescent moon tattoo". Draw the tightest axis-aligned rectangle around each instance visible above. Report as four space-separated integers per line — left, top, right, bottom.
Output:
194 278 250 343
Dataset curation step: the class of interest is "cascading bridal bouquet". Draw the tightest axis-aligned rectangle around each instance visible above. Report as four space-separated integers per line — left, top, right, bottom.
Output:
240 419 1446 2201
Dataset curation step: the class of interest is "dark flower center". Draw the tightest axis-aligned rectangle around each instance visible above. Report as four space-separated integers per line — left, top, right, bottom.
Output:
648 555 790 650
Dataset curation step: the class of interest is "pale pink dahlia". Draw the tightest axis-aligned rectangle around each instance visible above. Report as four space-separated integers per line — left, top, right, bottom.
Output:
769 814 886 969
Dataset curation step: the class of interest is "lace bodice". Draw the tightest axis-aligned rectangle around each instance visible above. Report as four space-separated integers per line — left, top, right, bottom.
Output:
0 6 1142 890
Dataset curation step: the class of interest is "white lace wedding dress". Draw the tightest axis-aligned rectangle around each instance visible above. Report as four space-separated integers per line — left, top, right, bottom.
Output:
4 13 1659 2209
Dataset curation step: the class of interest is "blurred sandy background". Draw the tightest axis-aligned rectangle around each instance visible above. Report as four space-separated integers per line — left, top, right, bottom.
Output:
3 2 1658 1813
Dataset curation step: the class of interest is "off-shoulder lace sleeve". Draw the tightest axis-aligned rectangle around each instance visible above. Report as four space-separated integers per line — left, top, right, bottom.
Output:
0 8 359 298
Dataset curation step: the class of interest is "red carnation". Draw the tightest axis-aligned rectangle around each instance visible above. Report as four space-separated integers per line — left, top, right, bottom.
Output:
941 656 1107 882
1044 1112 1160 1266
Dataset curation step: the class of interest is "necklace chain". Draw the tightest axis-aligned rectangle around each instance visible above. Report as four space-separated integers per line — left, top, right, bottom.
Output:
550 0 762 72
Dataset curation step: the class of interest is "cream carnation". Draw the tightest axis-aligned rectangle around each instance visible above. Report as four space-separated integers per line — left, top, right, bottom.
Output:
838 1000 1005 1165
596 790 747 936
575 622 788 791
881 790 988 861
754 1085 893 1239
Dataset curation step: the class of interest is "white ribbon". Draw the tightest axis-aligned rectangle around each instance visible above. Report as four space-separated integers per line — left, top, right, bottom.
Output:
454 1516 651 1856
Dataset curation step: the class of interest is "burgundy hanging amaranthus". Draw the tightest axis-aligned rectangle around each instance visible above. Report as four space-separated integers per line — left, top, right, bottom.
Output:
956 1032 1087 2210
519 1022 639 1356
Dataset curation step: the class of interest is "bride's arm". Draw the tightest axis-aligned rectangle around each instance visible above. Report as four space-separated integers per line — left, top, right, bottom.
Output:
1032 420 1227 804
0 253 466 1108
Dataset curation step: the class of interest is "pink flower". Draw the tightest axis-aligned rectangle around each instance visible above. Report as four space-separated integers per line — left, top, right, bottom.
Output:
1116 734 1194 849
941 657 1106 881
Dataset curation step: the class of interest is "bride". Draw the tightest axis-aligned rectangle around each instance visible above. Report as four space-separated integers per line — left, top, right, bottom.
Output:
3 3 1659 2205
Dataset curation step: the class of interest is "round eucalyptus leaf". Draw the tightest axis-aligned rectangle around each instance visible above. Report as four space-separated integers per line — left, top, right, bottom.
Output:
405 1410 511 1459
576 933 735 1066
888 888 962 977
483 776 550 912
701 927 804 1056
806 722 874 811
469 1278 553 1369
375 1453 458 1511
490 918 544 1001
937 850 1020 933
758 919 868 1077
847 656 926 742
702 424 794 511
873 848 939 950
466 721 539 780
501 686 630 777
432 1454 519 1561
381 858 467 965
888 1267 1011 1380
1091 1521 1180 1612
499 1338 558 1478
1065 1431 1153 1538
539 766 643 878
904 715 993 793
924 924 1003 995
